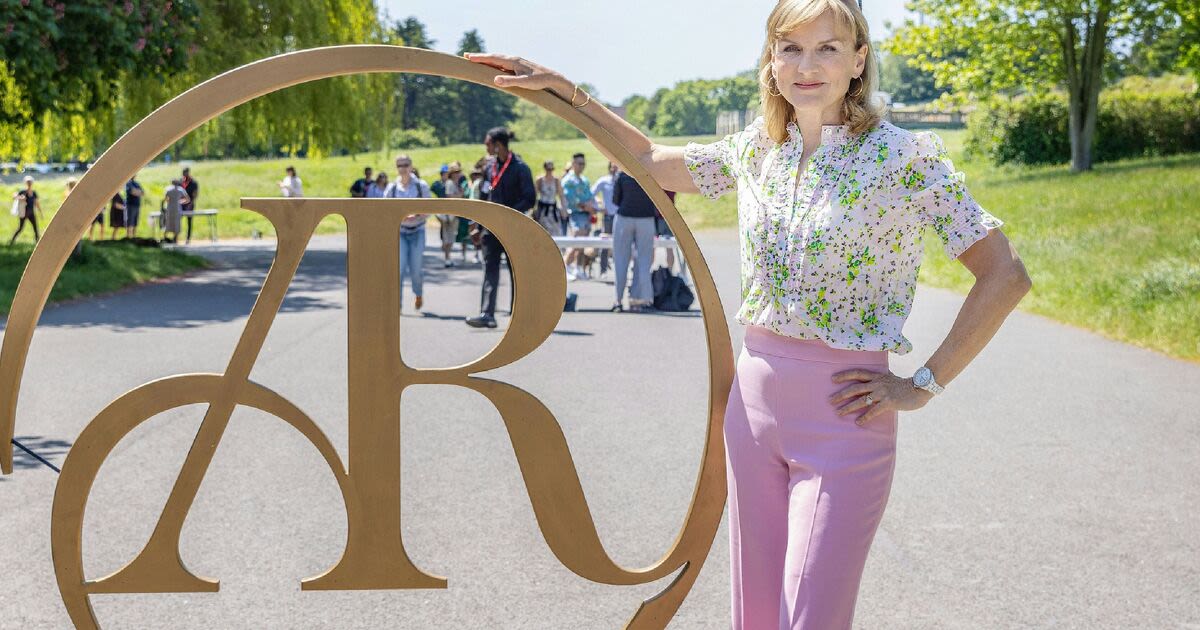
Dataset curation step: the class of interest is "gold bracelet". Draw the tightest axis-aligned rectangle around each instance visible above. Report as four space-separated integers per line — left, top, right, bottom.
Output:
567 83 591 108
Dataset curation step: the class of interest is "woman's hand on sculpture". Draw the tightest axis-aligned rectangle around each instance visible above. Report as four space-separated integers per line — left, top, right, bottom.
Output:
829 369 934 425
464 53 571 95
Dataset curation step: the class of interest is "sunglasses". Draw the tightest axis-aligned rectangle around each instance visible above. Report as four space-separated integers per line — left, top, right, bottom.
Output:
395 163 412 168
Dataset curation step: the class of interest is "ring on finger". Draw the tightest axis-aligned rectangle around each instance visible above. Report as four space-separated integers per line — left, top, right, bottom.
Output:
863 394 875 406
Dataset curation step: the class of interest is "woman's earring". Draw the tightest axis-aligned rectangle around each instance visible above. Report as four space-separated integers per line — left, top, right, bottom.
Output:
766 75 783 98
847 76 864 98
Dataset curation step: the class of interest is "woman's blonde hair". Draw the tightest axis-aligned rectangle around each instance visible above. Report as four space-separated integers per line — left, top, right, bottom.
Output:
757 0 883 143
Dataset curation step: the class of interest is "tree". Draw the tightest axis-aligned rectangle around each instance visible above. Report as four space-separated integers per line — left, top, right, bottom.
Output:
386 25 516 146
510 80 600 141
1173 0 1200 78
653 77 757 136
1121 17 1188 77
878 52 946 104
391 16 440 133
888 0 1177 172
622 89 666 134
0 0 199 125
449 30 516 144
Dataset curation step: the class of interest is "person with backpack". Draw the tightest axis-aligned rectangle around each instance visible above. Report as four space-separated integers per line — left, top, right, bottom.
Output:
123 176 144 239
350 166 374 198
384 154 431 312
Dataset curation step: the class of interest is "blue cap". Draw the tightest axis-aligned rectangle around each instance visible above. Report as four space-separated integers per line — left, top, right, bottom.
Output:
439 164 449 174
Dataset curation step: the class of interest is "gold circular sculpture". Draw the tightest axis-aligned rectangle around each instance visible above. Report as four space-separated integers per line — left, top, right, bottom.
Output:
0 46 734 629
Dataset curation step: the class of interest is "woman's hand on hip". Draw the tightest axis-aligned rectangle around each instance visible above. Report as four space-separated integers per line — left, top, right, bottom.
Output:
464 53 570 94
829 369 934 426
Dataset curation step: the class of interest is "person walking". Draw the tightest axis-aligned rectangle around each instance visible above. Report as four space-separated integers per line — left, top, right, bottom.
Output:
465 127 535 329
350 166 374 198
180 167 199 244
384 154 432 312
468 1 1032 625
280 166 303 198
123 176 144 239
534 160 567 235
8 175 43 245
609 170 657 313
366 172 389 198
432 162 464 268
561 153 597 280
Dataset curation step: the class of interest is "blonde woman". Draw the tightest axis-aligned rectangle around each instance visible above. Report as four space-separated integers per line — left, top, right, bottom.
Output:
469 0 1031 627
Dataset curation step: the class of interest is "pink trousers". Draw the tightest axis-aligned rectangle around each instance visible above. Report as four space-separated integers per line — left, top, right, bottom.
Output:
725 326 898 630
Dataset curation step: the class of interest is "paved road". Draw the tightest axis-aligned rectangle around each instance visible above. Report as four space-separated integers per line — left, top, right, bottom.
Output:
1 230 1197 629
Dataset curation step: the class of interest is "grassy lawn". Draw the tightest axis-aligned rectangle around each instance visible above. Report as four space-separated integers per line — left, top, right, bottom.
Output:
0 240 208 316
917 129 1200 362
3 129 1196 361
0 136 726 242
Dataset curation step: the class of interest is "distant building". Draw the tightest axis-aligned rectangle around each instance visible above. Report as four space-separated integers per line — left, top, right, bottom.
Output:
716 108 758 136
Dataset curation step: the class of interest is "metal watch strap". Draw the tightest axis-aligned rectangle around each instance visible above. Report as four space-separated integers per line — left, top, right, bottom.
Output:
913 366 945 395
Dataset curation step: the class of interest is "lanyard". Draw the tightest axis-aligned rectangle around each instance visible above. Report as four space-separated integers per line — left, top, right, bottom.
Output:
490 153 513 190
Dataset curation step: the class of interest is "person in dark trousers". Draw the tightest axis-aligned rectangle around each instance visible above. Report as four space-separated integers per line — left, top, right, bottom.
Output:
350 166 373 198
466 127 535 329
180 167 199 244
123 176 144 239
9 175 43 245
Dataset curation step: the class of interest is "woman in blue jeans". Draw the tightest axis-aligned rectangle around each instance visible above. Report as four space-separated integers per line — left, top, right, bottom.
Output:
384 154 432 311
610 171 657 312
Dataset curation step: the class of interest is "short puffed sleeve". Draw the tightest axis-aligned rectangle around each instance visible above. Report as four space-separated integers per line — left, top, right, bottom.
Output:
895 131 1004 260
683 118 759 200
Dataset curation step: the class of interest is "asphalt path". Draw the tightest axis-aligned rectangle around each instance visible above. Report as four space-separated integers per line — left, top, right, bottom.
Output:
1 229 1197 629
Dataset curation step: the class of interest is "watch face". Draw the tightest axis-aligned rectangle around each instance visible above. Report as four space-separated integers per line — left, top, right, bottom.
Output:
913 368 931 388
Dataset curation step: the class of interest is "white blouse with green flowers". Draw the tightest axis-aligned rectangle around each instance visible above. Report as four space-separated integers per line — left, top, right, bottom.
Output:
684 116 1003 355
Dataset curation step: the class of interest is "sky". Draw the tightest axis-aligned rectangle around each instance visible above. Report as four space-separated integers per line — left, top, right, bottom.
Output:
377 0 914 104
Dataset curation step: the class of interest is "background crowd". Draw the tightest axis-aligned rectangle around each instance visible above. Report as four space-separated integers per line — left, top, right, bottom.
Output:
345 129 682 320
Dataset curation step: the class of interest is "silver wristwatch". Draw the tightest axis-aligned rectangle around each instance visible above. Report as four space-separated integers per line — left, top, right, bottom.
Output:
911 366 945 395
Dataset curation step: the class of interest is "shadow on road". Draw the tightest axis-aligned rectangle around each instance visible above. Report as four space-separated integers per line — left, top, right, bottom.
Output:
3 435 72 479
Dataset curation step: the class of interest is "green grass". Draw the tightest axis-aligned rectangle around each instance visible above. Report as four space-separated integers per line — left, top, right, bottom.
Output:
0 136 728 243
915 129 1200 362
0 240 208 315
4 129 1197 361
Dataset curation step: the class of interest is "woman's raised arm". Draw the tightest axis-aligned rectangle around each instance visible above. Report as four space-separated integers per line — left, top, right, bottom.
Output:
464 53 699 195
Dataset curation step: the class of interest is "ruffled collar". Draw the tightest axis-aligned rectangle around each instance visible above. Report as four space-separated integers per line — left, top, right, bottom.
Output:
785 121 851 147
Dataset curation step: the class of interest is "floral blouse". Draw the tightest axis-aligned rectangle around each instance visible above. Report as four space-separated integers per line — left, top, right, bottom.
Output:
684 116 1003 355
